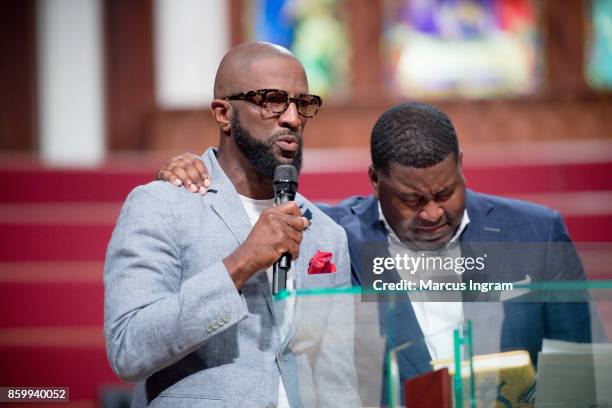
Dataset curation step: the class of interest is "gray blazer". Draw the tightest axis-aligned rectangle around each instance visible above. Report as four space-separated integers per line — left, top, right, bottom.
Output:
104 148 360 407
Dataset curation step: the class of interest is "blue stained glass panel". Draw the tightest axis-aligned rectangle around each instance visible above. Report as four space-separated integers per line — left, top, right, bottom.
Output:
246 0 350 98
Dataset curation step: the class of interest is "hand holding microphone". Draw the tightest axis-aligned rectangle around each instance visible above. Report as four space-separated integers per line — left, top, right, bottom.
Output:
223 165 306 292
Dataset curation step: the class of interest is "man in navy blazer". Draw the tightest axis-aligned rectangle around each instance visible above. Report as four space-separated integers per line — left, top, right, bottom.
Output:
321 188 593 379
316 103 593 391
158 102 595 393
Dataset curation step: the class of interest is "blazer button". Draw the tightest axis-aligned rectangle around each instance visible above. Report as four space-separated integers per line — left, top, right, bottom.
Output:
211 321 219 329
222 312 230 322
206 323 213 333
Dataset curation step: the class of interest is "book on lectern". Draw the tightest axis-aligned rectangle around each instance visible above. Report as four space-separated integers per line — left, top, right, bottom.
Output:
404 367 451 408
430 350 535 408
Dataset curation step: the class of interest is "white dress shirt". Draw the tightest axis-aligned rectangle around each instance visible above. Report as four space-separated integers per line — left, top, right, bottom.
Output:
379 203 470 360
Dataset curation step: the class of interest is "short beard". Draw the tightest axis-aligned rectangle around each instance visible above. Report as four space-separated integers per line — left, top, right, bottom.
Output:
232 111 303 179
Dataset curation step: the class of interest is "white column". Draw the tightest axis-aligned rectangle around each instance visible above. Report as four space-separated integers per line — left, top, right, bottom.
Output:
154 0 229 108
37 0 105 166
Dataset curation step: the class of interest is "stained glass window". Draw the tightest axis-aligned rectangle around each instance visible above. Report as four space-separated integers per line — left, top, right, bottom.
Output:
244 0 350 99
586 0 612 89
383 0 541 98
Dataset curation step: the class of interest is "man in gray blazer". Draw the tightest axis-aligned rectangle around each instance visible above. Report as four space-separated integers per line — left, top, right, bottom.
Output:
104 42 359 407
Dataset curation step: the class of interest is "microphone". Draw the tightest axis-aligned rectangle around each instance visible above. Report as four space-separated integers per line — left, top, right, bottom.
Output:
272 165 298 295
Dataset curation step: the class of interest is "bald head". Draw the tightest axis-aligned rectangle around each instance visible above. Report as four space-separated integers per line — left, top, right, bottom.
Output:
213 42 305 98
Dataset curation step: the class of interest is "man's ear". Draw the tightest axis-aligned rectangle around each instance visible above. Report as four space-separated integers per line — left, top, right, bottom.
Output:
457 150 466 183
368 165 380 199
211 99 232 133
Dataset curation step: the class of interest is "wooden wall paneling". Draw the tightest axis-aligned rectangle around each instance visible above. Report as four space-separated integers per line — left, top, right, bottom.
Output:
347 0 385 104
0 0 37 151
229 0 245 46
542 0 588 97
144 0 612 153
104 0 156 151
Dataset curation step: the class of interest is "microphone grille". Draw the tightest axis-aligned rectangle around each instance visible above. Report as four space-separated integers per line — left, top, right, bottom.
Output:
273 165 298 194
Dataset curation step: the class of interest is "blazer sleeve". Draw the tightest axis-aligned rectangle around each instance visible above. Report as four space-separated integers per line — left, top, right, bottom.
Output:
543 210 593 343
545 210 586 281
103 185 249 382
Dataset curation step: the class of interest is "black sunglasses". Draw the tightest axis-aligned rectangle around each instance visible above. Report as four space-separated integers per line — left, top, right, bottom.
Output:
225 89 322 118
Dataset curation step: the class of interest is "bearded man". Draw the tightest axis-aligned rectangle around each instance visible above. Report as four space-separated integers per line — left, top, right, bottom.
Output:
104 42 359 408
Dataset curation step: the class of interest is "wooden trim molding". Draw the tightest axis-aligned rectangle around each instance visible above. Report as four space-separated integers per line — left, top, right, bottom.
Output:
0 0 37 151
542 0 588 97
104 0 156 151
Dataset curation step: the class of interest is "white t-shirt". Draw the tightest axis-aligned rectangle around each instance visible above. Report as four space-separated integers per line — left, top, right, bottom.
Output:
238 194 294 408
379 203 470 360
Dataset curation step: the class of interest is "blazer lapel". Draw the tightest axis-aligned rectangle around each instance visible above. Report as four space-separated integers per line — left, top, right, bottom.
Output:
461 189 505 244
281 200 318 350
201 149 276 316
203 150 252 245
293 201 312 291
461 190 506 300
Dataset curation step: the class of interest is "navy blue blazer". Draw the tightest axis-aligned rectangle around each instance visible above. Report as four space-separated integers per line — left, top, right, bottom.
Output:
318 189 593 382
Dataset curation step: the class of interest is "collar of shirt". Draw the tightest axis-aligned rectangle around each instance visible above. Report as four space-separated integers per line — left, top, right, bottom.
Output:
377 201 470 248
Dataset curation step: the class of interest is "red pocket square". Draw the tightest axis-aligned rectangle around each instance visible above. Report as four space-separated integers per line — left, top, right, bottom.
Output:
308 250 336 274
